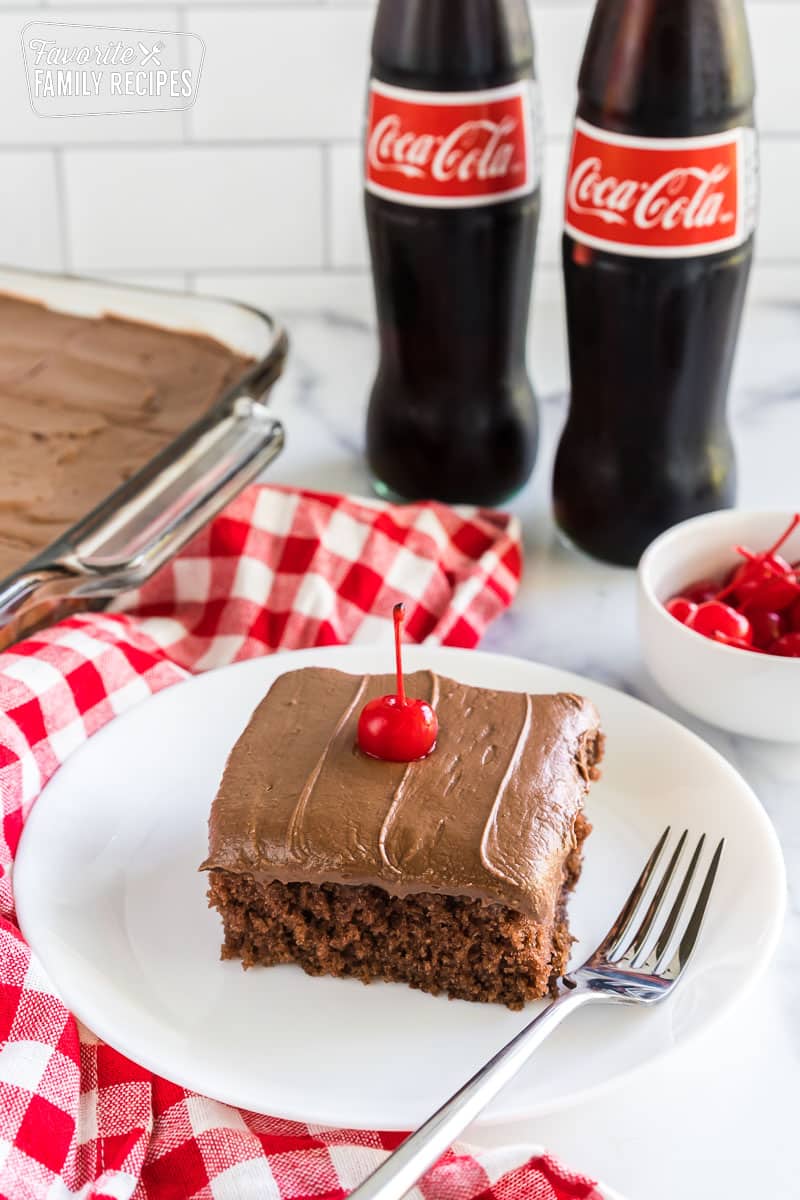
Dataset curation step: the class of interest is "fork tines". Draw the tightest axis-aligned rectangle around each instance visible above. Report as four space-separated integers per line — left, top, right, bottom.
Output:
601 826 725 981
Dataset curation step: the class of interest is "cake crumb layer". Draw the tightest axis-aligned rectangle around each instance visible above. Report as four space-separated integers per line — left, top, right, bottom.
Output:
208 812 591 1010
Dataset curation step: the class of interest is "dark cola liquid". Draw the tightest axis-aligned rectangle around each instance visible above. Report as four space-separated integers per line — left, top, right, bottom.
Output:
365 0 540 506
554 0 756 566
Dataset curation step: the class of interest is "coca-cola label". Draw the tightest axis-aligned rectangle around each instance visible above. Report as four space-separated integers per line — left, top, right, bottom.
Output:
564 119 758 258
365 79 537 208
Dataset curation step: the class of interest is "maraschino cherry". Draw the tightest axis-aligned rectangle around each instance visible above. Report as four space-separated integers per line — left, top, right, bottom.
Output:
770 632 800 658
688 600 753 644
681 579 720 605
665 596 697 625
789 598 800 633
719 514 800 612
357 603 438 762
748 609 786 650
664 513 800 656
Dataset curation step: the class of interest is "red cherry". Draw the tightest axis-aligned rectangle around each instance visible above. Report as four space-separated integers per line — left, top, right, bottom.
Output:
688 601 753 644
789 598 800 633
732 557 800 613
748 609 787 650
742 580 800 614
769 632 800 658
719 515 800 611
711 632 755 652
357 603 438 763
665 596 698 625
730 550 794 584
681 579 720 605
358 694 438 761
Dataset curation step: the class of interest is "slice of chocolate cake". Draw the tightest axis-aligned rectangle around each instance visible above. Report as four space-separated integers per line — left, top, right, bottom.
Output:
201 667 604 1009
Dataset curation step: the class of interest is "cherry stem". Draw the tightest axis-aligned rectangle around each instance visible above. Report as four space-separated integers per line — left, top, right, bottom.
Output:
715 574 743 603
393 603 406 705
716 543 800 603
766 512 800 558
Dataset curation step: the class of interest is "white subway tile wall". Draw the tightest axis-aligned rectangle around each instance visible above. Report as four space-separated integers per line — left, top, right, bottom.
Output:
1 0 797 327
64 146 324 270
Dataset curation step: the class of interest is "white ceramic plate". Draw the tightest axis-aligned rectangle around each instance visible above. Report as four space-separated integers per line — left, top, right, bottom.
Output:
14 646 786 1130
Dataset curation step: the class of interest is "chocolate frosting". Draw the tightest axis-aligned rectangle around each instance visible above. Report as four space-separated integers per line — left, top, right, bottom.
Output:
0 292 252 578
202 667 603 920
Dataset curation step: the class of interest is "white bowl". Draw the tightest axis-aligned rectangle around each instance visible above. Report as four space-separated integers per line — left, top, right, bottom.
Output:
638 510 800 742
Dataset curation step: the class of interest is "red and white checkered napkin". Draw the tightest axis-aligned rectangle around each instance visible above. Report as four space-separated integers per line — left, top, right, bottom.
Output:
0 485 607 1200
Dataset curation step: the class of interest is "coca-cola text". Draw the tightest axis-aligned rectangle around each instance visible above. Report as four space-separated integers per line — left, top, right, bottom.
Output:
564 120 753 257
365 80 536 207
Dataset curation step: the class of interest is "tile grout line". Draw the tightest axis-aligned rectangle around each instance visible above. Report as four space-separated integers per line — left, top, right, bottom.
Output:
6 2 390 10
176 4 192 144
4 1 795 10
77 265 374 278
321 142 331 268
53 147 72 272
68 261 800 277
4 132 799 153
11 2 336 10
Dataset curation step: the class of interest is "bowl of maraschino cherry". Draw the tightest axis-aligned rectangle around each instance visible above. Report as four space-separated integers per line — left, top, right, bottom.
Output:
638 510 800 742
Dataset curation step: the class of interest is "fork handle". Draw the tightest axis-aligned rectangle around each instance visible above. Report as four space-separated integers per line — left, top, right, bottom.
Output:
348 987 594 1200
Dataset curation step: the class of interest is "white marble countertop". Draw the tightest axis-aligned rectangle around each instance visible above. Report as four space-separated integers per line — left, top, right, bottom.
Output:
262 298 798 1200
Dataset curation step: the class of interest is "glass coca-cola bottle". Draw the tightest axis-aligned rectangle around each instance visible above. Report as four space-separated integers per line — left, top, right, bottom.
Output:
364 0 541 507
554 0 758 566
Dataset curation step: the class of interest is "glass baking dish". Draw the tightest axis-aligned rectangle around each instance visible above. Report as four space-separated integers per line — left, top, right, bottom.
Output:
0 267 288 649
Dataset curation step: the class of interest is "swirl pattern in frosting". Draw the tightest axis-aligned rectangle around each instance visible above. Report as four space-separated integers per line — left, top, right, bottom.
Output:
202 667 603 921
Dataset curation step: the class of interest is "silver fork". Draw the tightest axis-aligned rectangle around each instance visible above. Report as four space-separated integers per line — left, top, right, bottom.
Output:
348 826 724 1200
